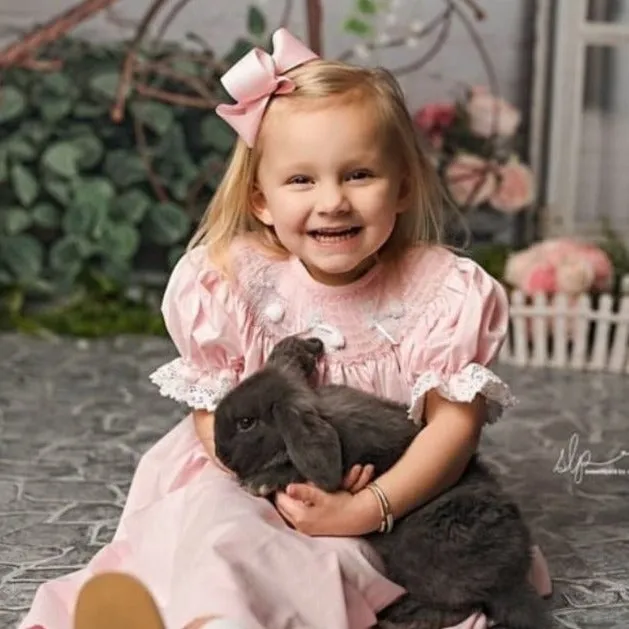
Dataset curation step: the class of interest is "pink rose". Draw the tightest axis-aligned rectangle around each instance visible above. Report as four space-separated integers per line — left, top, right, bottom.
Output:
503 245 537 288
503 238 614 295
520 255 593 295
489 160 536 213
444 154 497 208
555 258 596 294
414 102 456 132
414 102 456 149
503 238 614 342
523 261 557 294
466 86 521 138
533 239 614 291
555 239 614 291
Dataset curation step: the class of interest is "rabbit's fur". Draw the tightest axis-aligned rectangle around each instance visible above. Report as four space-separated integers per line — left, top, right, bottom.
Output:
214 336 550 629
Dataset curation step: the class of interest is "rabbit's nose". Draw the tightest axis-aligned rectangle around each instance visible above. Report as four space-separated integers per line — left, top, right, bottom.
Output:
310 324 345 351
305 338 325 354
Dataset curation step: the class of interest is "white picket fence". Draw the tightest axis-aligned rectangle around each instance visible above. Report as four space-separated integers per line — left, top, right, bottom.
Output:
498 275 629 374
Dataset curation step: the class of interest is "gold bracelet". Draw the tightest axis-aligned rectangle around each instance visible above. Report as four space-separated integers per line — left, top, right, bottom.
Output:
371 482 394 533
366 481 394 533
366 483 386 530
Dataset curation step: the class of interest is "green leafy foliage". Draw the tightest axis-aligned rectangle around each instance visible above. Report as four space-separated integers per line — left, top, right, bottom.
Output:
0 35 251 334
357 0 378 14
343 17 372 36
247 5 267 37
0 86 26 123
468 243 511 282
342 0 390 38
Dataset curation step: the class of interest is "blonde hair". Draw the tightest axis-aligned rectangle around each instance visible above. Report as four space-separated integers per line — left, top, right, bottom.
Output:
189 58 448 270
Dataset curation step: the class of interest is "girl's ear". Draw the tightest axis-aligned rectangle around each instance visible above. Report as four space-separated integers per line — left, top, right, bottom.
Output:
251 184 274 226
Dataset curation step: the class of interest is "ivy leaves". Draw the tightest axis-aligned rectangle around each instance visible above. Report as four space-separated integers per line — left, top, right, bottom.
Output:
0 38 232 296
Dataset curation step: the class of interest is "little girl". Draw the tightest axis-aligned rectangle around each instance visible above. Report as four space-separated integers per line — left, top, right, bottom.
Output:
20 28 551 629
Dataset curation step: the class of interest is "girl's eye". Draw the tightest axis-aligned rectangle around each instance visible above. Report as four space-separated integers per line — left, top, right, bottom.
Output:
347 170 373 181
287 175 311 185
237 417 258 432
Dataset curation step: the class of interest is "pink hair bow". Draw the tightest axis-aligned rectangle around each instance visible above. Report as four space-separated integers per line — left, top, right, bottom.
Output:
215 28 319 147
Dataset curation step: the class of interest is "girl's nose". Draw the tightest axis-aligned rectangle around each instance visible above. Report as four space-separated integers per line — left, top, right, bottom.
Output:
316 182 350 215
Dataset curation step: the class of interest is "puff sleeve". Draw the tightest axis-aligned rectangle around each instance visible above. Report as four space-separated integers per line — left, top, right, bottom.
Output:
149 247 245 411
402 254 516 424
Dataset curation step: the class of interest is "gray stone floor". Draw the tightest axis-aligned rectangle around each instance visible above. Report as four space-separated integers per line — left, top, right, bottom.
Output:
0 333 628 629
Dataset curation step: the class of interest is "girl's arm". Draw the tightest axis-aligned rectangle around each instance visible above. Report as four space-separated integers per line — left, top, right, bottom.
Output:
194 409 216 454
193 410 234 474
350 391 486 534
275 390 488 537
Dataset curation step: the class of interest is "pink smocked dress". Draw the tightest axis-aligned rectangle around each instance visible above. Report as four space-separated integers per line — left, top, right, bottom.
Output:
20 239 551 629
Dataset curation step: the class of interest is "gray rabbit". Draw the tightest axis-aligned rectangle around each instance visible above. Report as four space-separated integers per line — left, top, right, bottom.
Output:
214 336 550 629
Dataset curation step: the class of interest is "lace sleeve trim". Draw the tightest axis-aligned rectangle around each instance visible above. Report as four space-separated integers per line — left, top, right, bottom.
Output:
149 357 237 411
408 362 517 424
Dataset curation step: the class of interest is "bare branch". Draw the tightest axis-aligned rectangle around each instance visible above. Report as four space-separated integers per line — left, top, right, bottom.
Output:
17 57 63 71
388 7 454 76
450 0 499 96
135 83 217 109
306 0 323 55
110 0 171 123
337 7 449 61
184 32 213 54
141 58 215 99
104 4 138 30
0 0 121 68
132 111 170 203
460 0 486 21
156 0 195 42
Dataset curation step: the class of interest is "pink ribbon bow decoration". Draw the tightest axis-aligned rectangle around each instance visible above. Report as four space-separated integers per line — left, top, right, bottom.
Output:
215 28 319 147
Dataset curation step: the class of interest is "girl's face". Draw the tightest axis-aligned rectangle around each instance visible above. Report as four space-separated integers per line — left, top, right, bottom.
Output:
252 98 408 286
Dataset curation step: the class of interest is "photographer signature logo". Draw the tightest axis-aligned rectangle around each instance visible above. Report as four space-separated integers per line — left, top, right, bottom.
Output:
553 433 629 484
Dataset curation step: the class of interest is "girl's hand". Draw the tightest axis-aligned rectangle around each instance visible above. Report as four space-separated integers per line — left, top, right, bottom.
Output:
342 464 375 494
275 483 377 537
192 410 233 475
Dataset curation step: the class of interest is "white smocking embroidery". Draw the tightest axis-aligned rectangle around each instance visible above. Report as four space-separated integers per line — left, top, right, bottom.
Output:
361 298 407 346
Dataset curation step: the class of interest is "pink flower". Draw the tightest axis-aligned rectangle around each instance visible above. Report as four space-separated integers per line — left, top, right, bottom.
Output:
503 245 536 288
414 102 456 132
444 154 497 207
466 86 521 138
555 258 596 294
504 238 614 296
545 238 614 291
414 102 456 148
523 261 557 294
489 160 536 213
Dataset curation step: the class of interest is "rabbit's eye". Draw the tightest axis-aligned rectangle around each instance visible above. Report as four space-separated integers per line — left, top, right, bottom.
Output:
237 417 258 432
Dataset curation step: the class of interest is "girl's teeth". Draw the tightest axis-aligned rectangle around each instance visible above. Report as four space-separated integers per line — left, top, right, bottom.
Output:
311 229 359 242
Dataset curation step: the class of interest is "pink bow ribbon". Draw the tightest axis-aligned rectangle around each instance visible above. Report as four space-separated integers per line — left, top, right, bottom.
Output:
215 28 319 147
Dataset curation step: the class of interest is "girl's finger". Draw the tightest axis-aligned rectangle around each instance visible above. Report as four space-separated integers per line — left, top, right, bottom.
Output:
274 493 297 523
342 464 362 490
351 464 375 493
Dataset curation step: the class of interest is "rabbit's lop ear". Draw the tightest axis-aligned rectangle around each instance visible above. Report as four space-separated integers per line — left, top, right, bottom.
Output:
272 401 343 492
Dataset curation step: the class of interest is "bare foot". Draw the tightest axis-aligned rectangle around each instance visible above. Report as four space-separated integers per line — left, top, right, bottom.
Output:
73 572 164 629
